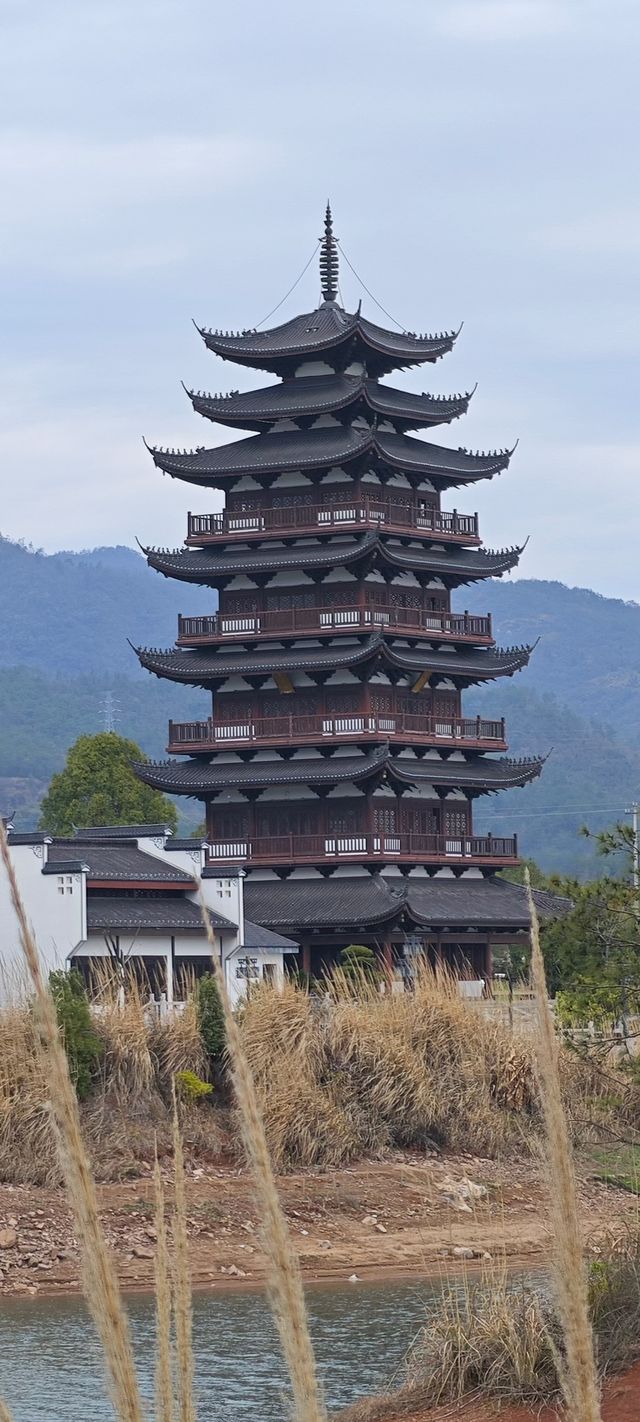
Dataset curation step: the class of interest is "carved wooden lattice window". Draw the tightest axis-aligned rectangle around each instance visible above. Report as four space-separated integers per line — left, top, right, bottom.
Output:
444 807 469 838
373 804 398 834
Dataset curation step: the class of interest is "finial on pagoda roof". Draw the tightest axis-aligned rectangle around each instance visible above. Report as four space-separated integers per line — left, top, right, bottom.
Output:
319 201 339 303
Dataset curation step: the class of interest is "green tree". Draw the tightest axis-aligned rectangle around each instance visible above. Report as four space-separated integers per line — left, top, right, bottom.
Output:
39 732 178 834
196 973 226 1065
49 969 102 1100
543 822 640 1025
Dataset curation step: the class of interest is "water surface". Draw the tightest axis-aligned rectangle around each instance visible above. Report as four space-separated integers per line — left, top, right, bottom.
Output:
0 1279 437 1421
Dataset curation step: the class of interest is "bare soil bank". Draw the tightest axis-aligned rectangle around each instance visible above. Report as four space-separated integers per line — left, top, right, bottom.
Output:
0 1151 634 1299
377 1361 640 1419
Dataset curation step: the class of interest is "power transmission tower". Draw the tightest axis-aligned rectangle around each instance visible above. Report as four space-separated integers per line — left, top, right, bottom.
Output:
101 691 120 734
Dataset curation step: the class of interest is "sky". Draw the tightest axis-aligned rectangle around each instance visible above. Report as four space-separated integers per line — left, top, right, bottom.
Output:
1 0 639 599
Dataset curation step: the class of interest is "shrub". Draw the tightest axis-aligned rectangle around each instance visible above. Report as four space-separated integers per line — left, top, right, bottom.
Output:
196 973 226 1063
175 1070 214 1104
49 969 102 1100
340 943 380 982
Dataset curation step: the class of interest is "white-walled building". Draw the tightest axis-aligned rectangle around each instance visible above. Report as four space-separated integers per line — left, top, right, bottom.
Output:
0 821 297 1007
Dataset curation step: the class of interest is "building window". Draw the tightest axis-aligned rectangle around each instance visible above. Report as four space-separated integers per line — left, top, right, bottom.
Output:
57 875 74 895
216 878 233 898
236 956 259 980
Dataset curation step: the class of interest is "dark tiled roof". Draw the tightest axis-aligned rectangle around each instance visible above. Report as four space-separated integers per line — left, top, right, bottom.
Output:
196 301 458 376
134 749 545 797
163 838 207 850
48 841 194 883
70 823 173 840
135 747 389 794
406 879 572 929
242 920 299 951
188 375 472 432
144 533 377 583
85 895 233 932
244 875 571 932
7 832 51 845
144 536 521 588
244 875 405 929
148 427 511 489
135 635 533 689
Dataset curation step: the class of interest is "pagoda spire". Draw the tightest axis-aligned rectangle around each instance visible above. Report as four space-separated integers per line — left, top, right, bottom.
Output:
319 201 339 302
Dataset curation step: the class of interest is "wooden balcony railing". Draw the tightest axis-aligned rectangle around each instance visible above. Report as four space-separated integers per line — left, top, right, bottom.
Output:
187 500 479 544
205 832 518 865
177 607 492 644
167 711 507 753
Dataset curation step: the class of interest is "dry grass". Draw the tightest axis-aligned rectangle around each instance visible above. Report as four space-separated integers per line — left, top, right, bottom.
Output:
406 1265 560 1408
171 1089 196 1422
0 995 57 1184
154 1146 174 1422
240 968 537 1170
526 872 602 1421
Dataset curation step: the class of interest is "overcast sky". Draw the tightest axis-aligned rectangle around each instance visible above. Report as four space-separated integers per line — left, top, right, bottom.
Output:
1 0 638 598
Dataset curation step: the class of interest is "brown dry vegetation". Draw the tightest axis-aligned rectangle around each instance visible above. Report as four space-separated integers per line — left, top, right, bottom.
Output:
1 968 638 1185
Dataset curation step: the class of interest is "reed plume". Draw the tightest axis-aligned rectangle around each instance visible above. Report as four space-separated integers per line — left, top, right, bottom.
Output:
171 1087 196 1422
154 1144 174 1422
525 868 602 1421
0 1400 14 1422
0 821 145 1422
198 890 326 1422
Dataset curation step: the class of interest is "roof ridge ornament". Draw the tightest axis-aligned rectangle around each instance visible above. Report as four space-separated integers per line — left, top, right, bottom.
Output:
319 201 339 303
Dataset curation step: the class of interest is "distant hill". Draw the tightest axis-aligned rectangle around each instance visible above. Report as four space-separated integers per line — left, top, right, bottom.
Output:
0 537 211 677
1 537 639 870
464 578 640 743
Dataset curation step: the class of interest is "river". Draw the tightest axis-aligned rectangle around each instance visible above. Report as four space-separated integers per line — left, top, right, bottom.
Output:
0 1278 442 1420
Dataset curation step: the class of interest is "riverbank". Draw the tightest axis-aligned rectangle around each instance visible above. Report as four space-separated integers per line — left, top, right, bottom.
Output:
346 1362 640 1420
0 1150 634 1299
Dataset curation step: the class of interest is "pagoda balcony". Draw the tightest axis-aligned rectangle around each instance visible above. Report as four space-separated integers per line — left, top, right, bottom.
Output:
186 500 480 546
177 607 493 646
205 831 518 868
167 711 507 754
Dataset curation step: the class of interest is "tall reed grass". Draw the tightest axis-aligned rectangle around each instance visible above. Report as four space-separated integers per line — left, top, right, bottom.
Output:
526 870 602 1420
0 820 146 1422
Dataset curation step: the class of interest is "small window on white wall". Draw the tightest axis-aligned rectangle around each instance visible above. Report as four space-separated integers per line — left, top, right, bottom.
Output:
216 878 233 898
57 875 74 895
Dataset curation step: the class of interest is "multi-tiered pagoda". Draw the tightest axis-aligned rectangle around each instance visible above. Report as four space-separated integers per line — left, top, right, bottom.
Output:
135 208 550 978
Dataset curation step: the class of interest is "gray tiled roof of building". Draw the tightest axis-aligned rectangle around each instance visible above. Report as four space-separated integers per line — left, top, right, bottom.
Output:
195 301 458 376
187 375 472 432
143 537 522 588
85 895 234 932
241 920 299 951
244 876 571 932
135 636 533 689
134 749 545 798
148 427 511 488
48 841 194 883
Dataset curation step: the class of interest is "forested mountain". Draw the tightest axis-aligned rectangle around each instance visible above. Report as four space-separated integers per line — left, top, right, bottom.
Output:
1 537 639 872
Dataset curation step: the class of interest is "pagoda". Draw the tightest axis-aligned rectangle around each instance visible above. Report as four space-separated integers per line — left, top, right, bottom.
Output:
135 207 548 978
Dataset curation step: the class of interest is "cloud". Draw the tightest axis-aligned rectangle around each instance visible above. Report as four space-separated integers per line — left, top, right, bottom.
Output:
0 132 279 272
434 1 571 40
533 209 640 257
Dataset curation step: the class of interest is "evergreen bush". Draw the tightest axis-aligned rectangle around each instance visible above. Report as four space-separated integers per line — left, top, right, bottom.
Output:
49 969 102 1100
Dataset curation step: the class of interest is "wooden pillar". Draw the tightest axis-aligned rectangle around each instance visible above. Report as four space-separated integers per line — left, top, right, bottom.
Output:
301 941 312 977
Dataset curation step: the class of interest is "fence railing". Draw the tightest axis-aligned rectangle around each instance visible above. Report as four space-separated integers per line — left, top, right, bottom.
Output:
187 500 479 542
168 711 507 750
177 607 492 642
206 832 518 863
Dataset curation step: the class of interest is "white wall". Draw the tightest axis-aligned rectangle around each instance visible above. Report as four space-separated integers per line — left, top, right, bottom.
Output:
0 842 85 988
